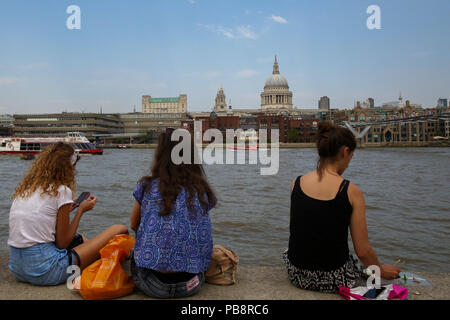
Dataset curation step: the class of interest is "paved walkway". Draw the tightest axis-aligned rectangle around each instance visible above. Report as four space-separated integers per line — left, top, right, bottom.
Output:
1 254 448 300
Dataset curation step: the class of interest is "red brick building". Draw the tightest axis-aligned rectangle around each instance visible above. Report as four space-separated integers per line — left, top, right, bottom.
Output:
181 112 319 143
287 118 318 143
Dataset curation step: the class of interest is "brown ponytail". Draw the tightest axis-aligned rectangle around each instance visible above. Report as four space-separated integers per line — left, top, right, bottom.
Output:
316 121 356 180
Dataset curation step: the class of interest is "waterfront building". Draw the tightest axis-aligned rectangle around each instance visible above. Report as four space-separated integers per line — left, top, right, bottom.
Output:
181 110 320 143
261 56 293 110
382 93 404 109
318 96 330 110
361 98 375 109
180 71 447 144
398 92 404 108
214 85 228 112
142 94 187 113
346 99 424 124
381 101 399 109
0 114 14 127
181 112 241 140
0 115 13 136
286 118 319 143
403 100 422 110
348 111 450 143
437 98 448 108
120 112 188 136
443 114 450 138
0 127 12 136
318 109 347 124
13 113 123 139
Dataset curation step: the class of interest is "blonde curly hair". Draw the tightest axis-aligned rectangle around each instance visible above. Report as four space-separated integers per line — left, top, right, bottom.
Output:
12 142 76 199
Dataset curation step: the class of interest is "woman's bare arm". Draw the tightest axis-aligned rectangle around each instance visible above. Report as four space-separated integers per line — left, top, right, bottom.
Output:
130 200 141 232
55 197 97 249
348 184 400 279
348 183 380 266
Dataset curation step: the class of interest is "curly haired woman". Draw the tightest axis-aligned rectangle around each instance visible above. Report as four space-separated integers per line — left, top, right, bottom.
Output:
8 142 128 286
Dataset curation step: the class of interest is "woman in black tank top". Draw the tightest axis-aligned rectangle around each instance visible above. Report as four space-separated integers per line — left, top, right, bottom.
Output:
283 122 401 293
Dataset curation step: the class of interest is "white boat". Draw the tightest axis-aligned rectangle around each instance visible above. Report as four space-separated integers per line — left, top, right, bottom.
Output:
0 132 103 155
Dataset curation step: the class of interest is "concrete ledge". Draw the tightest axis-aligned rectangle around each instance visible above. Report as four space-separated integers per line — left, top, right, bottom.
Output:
1 255 448 300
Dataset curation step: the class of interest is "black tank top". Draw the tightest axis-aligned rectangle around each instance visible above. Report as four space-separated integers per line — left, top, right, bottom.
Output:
287 176 353 271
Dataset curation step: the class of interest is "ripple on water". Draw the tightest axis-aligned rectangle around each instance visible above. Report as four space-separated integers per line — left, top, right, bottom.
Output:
0 148 449 272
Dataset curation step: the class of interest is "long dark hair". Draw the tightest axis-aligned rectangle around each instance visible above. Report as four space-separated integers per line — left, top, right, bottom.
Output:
139 128 217 216
316 122 356 180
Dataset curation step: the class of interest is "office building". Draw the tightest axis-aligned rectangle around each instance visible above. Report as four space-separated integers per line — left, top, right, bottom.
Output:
318 96 330 110
142 94 187 113
438 98 448 108
13 113 123 138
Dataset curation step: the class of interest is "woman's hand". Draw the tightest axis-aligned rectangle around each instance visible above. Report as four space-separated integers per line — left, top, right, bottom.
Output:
78 196 97 214
380 264 401 280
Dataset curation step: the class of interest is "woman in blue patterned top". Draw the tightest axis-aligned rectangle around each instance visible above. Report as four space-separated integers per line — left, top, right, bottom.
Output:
129 128 217 298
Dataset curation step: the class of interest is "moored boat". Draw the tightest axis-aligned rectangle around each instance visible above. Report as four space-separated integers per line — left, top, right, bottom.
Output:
0 132 103 155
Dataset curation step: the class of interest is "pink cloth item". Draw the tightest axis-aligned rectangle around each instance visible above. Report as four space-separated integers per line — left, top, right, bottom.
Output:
339 285 408 300
388 284 409 300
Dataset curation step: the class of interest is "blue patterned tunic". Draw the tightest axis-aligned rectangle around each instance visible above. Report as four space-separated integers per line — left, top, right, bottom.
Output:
133 178 214 273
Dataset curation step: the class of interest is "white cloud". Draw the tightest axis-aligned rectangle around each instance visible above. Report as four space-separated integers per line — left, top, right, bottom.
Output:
196 24 234 38
236 69 258 78
0 77 20 86
197 23 258 40
217 26 235 39
188 0 196 4
236 25 258 40
270 15 288 24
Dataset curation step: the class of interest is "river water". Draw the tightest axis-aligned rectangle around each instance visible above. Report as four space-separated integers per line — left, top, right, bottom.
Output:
1 148 449 272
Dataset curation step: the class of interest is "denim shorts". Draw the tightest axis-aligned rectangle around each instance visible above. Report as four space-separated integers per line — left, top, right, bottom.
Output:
9 243 79 286
130 256 205 299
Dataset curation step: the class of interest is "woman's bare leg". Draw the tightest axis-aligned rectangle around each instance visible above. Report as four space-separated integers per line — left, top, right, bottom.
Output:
73 224 128 270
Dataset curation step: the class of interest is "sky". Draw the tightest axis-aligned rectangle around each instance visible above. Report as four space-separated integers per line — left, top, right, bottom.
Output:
0 0 449 114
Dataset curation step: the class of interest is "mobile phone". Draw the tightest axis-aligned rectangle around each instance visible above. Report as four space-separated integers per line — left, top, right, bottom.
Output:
73 192 91 207
362 287 386 299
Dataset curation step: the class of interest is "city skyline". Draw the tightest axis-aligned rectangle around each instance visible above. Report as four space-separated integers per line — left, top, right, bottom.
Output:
1 0 449 114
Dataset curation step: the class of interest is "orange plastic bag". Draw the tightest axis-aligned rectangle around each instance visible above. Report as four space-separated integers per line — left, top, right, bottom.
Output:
76 234 135 300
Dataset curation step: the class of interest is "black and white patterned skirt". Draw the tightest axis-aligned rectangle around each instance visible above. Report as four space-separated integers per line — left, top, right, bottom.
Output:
282 249 365 293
